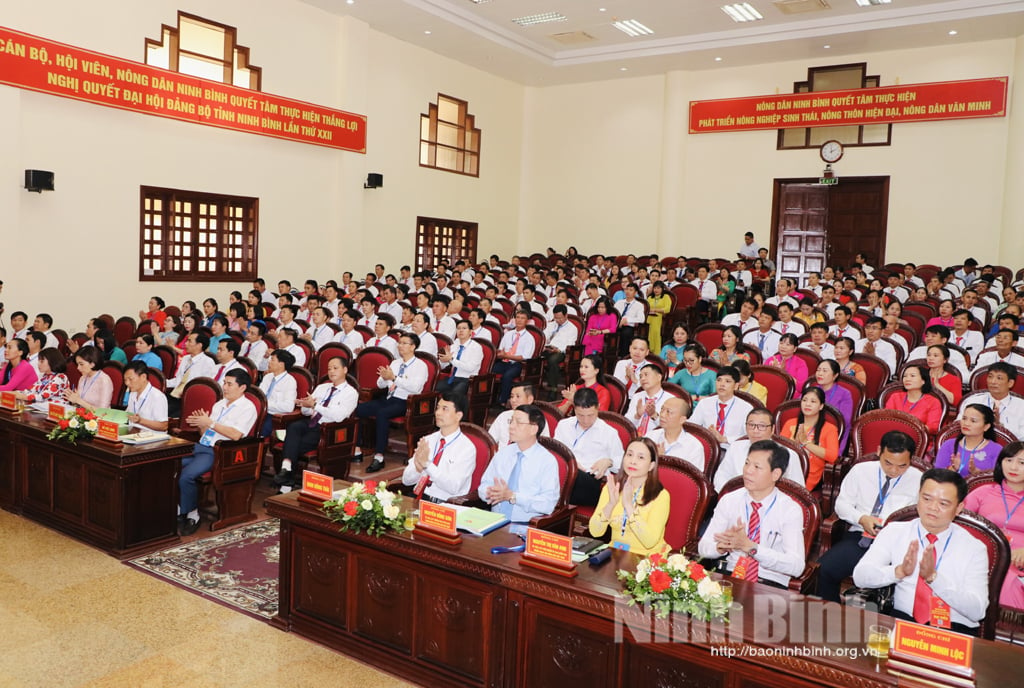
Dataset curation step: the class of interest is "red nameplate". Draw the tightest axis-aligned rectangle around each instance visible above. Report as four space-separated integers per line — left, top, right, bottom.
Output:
414 502 462 545
889 620 974 681
520 528 577 577
0 392 16 410
96 419 120 441
301 470 333 501
47 402 66 421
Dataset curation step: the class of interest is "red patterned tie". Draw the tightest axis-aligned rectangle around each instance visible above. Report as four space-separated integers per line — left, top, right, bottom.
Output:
913 533 939 624
638 398 655 435
215 366 224 381
717 402 727 434
745 502 761 581
414 438 446 498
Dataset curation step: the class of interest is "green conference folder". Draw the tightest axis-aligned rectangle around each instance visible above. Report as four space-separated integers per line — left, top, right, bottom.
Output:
455 507 509 536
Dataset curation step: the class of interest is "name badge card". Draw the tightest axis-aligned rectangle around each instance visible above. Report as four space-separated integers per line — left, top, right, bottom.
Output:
888 620 975 683
96 420 120 442
47 402 67 422
520 528 577 578
0 392 16 410
414 501 461 545
301 471 333 501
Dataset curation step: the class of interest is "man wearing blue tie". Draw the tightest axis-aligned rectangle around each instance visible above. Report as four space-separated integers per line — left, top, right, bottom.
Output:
478 404 560 534
437 320 483 398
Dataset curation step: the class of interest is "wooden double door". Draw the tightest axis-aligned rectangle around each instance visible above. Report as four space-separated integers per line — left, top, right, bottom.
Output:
769 176 889 286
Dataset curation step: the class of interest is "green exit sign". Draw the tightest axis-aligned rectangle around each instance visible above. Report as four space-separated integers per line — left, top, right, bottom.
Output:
819 177 838 185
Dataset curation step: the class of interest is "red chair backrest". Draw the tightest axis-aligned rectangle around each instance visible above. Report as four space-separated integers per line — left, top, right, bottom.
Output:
851 409 929 460
524 325 545 358
935 420 1018 450
680 422 722 482
774 399 844 446
793 348 821 378
671 284 699 311
850 352 890 399
660 382 693 409
693 324 726 354
415 351 441 389
537 436 578 512
970 366 1024 395
100 361 124 407
658 455 712 551
460 422 498 495
315 342 353 379
533 401 564 435
481 322 502 346
603 376 628 414
598 411 637 450
287 367 315 400
178 379 222 434
354 348 394 392
113 317 137 346
153 345 178 378
474 337 497 374
749 365 796 413
146 368 166 392
835 373 867 416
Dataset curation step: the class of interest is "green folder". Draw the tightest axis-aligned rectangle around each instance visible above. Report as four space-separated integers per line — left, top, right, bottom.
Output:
455 507 509 536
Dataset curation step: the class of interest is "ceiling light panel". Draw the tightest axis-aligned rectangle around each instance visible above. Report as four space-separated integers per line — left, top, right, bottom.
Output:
721 3 764 22
612 19 655 37
856 0 891 6
512 12 568 27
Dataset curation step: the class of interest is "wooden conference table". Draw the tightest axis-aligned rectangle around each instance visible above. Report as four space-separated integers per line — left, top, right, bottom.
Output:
0 409 192 557
267 490 1023 688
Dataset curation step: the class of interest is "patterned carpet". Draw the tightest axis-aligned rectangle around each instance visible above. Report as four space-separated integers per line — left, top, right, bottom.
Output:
125 519 281 620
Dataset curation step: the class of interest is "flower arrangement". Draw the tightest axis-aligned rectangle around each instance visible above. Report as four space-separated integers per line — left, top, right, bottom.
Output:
46 407 99 444
322 480 405 537
617 552 731 621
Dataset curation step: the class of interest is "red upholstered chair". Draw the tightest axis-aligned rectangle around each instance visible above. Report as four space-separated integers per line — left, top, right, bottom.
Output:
603 376 628 414
235 357 258 380
877 381 948 439
693 324 726 355
970 366 1024 395
153 345 179 378
532 436 579 535
121 340 138 362
269 416 359 481
135 319 156 338
199 386 269 531
64 357 82 388
171 378 222 442
734 390 766 412
850 409 929 462
446 422 499 507
851 352 891 401
145 367 166 392
465 337 499 426
740 344 762 366
352 347 394 402
532 401 565 436
314 342 354 383
113 316 137 346
934 420 1018 453
660 382 693 409
718 476 821 594
772 435 810 483
749 365 796 413
643 354 668 378
670 283 700 331
517 325 547 390
885 505 1009 641
659 456 713 552
480 322 502 347
100 361 125 409
680 422 722 485
834 373 867 418
773 399 845 460
793 347 821 379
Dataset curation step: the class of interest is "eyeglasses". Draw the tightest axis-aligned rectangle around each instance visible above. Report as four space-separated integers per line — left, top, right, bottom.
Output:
745 422 772 431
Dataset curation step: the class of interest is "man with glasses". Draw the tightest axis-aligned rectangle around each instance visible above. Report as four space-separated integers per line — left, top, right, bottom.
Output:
713 407 803 491
478 404 560 533
817 431 921 602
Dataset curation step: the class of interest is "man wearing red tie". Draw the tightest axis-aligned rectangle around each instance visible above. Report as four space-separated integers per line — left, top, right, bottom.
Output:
492 311 535 407
400 393 476 503
854 469 988 636
698 440 806 588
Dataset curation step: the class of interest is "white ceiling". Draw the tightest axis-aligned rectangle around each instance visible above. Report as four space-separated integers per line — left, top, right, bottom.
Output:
300 0 1024 85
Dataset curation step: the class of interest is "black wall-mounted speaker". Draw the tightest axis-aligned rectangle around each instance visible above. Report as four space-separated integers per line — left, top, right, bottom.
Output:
365 173 383 189
25 170 54 192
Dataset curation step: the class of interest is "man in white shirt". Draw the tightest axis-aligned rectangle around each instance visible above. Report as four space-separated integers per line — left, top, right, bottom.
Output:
166 333 216 415
856 317 897 377
882 315 909 359
884 274 910 304
478 404 560 534
25 332 45 380
240 322 270 372
519 286 547 317
699 440 807 588
732 260 753 294
817 431 921 603
773 302 805 338
628 365 671 433
411 312 438 357
721 298 759 333
32 313 60 350
178 369 258 534
304 307 335 352
817 285 840 319
766 279 798 309
258 349 298 437
903 263 925 290
378 286 403 322
493 311 536 407
800 323 835 360
488 382 550 446
276 327 307 368
976 329 1024 369
555 388 624 506
828 306 862 343
212 338 244 389
367 317 400 357
958 362 1024 439
277 304 304 335
853 469 988 635
614 284 645 357
542 305 579 399
333 309 365 355
273 355 359 490
713 408 804 491
438 320 484 398
646 397 705 472
948 310 985 365
429 297 458 340
9 312 29 341
613 337 650 396
690 265 718 316
737 231 761 260
123 361 169 431
357 333 430 472
401 393 477 503
690 367 755 448
907 325 970 379
743 312 781 359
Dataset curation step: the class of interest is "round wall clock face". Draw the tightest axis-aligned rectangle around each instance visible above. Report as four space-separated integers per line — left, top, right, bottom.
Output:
820 140 844 163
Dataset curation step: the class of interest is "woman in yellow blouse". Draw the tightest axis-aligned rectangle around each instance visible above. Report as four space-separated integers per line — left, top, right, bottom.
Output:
646 281 672 354
733 359 768 406
589 437 672 555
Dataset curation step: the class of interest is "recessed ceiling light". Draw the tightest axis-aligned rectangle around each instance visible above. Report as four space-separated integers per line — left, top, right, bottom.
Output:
346 0 354 4
512 12 568 27
948 30 958 35
823 44 831 49
619 67 628 71
424 30 432 34
599 7 607 12
612 19 655 37
855 0 891 5
721 3 764 23
715 56 723 61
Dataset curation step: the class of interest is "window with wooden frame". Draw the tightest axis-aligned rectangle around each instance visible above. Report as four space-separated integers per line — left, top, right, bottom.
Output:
145 11 262 90
415 217 478 272
420 94 481 177
140 186 258 282
778 63 892 150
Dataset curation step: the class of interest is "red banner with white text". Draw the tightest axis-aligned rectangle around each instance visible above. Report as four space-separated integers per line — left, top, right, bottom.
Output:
689 77 1007 134
0 26 366 152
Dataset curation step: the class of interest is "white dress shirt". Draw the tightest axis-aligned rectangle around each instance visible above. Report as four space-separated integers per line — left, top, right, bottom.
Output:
976 350 1024 369
713 438 804 492
212 359 243 388
488 409 550 446
615 298 646 326
773 320 805 338
333 328 365 354
478 441 560 524
856 337 897 376
766 295 799 309
545 320 579 353
200 396 258 445
306 324 334 351
401 428 477 501
628 388 672 431
853 519 988 628
949 330 985 364
498 327 536 359
168 352 216 389
239 339 269 371
416 331 439 357
613 358 647 395
719 313 757 333
743 329 781 359
554 417 624 475
127 383 168 423
301 381 358 423
378 301 403 322
645 427 706 472
799 341 835 360
259 372 298 416
282 343 307 368
959 392 1024 440
690 278 718 303
377 357 428 400
443 338 483 379
690 395 754 446
834 461 922 532
698 487 807 587
829 324 862 343
367 335 400 357
432 314 457 340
